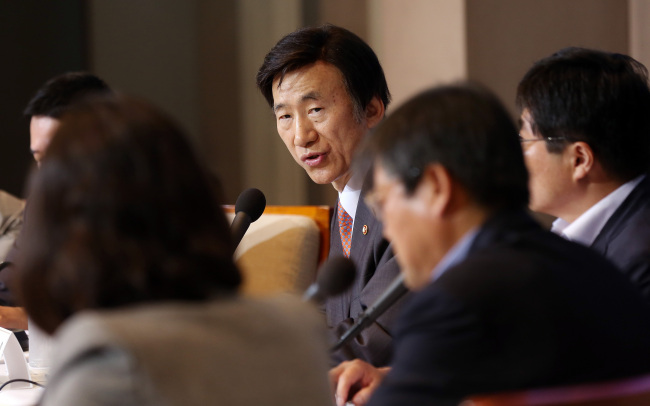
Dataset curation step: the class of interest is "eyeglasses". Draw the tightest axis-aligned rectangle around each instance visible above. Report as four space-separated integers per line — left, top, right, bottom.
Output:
364 167 421 220
518 134 567 143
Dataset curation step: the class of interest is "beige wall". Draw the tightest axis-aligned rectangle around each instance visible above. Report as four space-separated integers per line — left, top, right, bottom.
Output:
369 0 467 110
467 0 628 114
238 0 309 206
630 0 650 68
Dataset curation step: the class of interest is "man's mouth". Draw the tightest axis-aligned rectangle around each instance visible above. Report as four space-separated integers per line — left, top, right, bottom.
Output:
301 152 327 167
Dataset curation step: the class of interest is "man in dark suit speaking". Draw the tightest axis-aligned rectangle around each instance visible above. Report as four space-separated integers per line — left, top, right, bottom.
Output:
256 24 405 366
517 47 650 301
330 84 650 406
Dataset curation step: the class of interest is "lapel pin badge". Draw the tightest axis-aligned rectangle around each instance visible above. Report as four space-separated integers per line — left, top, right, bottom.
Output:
362 225 368 235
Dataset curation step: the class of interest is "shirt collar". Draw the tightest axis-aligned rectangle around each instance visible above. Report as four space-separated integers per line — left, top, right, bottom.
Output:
338 172 364 221
430 227 480 282
551 175 644 246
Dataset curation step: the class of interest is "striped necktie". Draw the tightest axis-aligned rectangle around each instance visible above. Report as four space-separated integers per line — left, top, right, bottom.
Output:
338 201 353 258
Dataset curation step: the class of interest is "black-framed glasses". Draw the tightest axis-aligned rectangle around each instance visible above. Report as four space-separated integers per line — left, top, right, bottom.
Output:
518 134 567 143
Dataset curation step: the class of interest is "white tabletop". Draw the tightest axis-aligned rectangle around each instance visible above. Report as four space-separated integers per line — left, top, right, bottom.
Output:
0 386 44 406
0 355 47 406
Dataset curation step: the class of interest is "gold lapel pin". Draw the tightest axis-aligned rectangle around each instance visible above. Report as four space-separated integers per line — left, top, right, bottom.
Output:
362 225 368 235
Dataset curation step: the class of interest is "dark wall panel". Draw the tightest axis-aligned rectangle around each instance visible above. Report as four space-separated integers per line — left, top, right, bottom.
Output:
0 1 87 197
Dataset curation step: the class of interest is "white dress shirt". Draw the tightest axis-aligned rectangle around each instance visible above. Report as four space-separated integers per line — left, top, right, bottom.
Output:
551 175 644 246
338 172 364 235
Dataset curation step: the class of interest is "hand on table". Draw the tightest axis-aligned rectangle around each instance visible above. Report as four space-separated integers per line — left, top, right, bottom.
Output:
329 359 390 406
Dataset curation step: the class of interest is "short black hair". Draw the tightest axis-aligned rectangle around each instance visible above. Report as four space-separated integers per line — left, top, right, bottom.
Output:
256 23 390 119
24 72 111 118
516 47 650 181
360 83 529 212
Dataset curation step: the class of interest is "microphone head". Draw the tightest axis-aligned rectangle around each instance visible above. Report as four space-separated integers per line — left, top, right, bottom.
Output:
234 188 266 222
316 257 356 298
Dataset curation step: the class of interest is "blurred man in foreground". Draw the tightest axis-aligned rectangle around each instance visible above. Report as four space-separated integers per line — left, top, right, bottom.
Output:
330 83 650 406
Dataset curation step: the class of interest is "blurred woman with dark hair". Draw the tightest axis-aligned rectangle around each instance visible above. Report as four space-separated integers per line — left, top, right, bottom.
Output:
17 96 332 406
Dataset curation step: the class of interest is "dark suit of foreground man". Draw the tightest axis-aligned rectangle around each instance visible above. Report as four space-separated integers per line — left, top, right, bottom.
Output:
257 24 404 366
330 84 650 406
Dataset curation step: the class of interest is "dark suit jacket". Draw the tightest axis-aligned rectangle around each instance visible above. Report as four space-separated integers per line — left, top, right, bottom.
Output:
591 175 650 300
327 195 407 367
369 210 650 406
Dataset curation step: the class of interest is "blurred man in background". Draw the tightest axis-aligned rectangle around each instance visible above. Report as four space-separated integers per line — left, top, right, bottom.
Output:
0 72 111 330
517 47 650 301
0 190 24 262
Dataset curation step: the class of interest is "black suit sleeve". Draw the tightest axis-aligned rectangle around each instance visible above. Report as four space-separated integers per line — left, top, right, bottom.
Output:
368 285 480 406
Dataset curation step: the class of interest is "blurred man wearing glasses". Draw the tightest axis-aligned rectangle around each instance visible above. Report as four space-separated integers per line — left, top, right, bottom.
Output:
517 47 650 301
330 83 650 406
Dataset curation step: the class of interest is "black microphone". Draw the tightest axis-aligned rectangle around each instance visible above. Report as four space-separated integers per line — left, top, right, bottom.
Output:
302 257 356 303
331 273 408 352
230 188 266 249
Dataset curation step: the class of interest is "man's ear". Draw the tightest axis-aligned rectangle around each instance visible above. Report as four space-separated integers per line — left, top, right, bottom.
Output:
567 141 595 181
419 163 453 217
365 96 385 129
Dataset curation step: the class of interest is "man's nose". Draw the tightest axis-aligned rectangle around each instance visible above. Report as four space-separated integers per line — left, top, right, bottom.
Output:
294 118 318 147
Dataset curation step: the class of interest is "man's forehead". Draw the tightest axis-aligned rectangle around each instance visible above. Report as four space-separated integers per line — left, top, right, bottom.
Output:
30 115 61 134
272 61 343 92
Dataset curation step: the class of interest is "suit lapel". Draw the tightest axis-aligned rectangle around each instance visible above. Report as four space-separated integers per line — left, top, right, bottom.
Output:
592 176 650 253
328 197 352 320
328 195 378 318
351 197 379 286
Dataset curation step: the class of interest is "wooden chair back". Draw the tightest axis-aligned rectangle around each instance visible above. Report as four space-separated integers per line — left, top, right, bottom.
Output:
461 374 650 406
223 205 331 296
